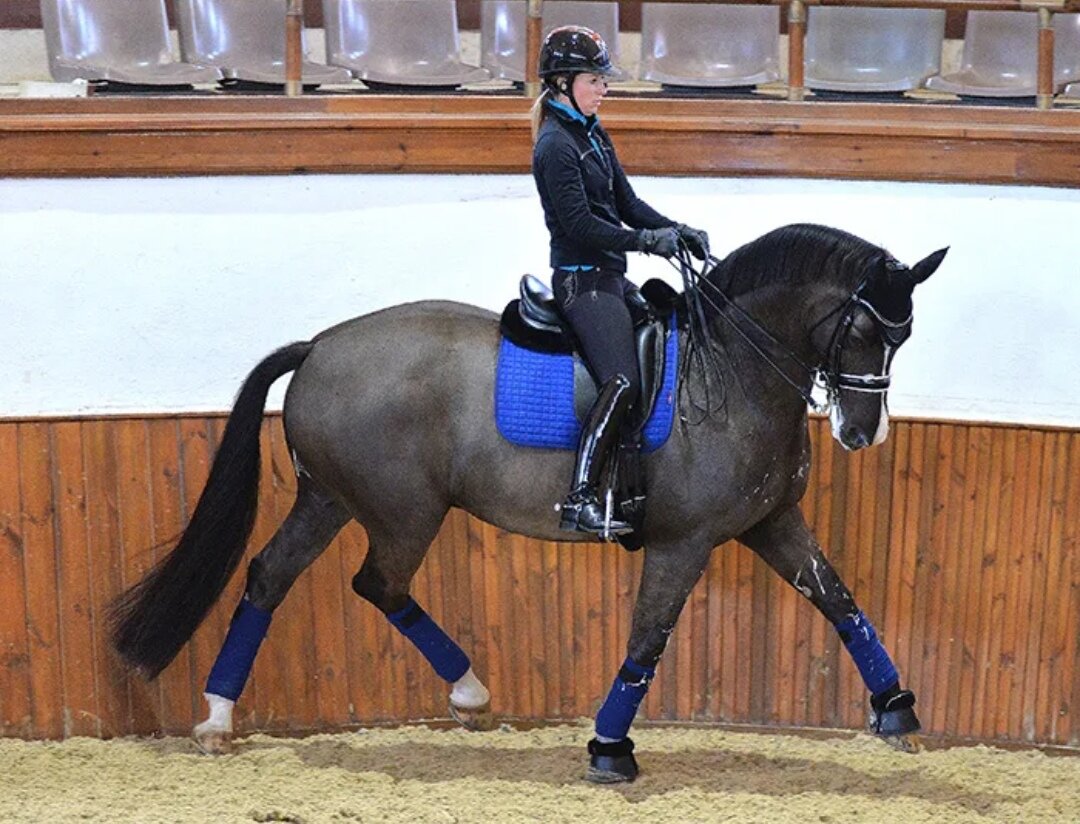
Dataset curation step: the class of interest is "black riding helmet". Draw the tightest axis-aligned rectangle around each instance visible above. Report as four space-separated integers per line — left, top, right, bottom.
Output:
539 25 616 79
539 26 617 115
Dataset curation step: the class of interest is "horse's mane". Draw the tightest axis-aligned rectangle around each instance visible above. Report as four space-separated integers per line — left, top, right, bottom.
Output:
708 223 888 297
675 224 890 421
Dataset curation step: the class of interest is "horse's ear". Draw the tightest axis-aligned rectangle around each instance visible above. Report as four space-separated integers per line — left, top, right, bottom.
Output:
909 247 949 285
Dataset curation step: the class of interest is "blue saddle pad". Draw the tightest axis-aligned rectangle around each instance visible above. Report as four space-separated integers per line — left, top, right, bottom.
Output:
495 327 679 453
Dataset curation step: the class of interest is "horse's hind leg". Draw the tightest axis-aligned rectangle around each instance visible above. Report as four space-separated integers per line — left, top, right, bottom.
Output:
740 505 922 752
350 522 494 731
193 479 350 754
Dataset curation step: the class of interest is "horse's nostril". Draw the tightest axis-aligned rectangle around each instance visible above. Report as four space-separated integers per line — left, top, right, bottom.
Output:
844 425 870 448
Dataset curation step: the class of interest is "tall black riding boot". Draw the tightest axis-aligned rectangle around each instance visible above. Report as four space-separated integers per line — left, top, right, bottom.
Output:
559 374 634 536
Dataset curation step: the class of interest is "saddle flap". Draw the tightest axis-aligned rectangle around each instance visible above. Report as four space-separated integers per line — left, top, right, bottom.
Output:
633 321 665 429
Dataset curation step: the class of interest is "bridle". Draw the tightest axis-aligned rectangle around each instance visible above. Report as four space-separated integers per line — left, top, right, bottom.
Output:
671 246 912 416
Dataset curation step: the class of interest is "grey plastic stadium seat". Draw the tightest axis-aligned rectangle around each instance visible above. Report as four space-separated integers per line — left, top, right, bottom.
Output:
805 7 945 92
925 11 1080 96
324 0 488 87
481 1 621 83
40 0 221 85
638 2 780 87
175 0 351 86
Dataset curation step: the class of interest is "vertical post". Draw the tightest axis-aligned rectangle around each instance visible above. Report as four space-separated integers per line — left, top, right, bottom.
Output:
525 0 544 98
787 0 807 102
285 0 304 97
1037 6 1055 110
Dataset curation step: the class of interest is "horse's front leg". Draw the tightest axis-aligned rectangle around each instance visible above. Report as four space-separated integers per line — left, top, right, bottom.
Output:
586 540 713 783
740 505 921 752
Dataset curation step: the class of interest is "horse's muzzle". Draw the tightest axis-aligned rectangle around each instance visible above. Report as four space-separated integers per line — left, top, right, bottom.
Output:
840 424 872 451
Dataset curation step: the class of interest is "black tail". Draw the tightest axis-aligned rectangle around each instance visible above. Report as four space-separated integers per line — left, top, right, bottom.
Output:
110 341 314 678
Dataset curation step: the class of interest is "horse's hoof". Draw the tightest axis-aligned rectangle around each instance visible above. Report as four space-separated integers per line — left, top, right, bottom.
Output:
881 733 924 754
193 723 234 755
449 700 496 732
585 737 639 784
869 686 921 750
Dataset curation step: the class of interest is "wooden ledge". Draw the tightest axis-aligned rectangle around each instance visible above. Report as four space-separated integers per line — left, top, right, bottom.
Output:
2 94 1080 185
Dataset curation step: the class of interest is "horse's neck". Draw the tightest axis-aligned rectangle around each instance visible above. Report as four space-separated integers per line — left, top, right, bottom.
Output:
707 280 826 373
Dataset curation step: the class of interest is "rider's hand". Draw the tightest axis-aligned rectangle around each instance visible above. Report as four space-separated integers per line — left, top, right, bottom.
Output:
637 227 680 258
676 224 710 261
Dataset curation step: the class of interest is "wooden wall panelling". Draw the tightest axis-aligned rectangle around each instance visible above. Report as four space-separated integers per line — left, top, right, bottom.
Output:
80 420 122 736
52 421 98 738
1 416 1078 746
19 421 64 739
0 424 32 737
890 422 919 714
804 417 834 727
951 426 990 738
1037 432 1076 743
113 419 157 734
1021 430 1061 741
1065 435 1080 746
177 418 219 732
146 418 193 735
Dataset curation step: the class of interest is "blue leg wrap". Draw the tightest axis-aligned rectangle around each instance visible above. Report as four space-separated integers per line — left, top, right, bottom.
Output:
836 611 899 696
386 598 470 683
595 658 655 741
206 597 272 701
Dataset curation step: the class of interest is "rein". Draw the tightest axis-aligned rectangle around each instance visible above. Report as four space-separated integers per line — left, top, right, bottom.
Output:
668 244 911 418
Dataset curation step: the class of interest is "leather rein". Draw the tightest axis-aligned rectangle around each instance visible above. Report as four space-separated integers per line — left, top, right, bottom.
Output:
671 247 912 416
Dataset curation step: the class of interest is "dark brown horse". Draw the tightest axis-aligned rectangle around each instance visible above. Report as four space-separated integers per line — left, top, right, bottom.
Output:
111 224 946 782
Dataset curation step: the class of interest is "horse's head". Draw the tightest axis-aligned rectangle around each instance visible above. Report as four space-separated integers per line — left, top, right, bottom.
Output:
815 246 948 450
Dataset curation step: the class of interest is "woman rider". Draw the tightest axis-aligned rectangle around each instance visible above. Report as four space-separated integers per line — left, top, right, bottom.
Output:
531 25 710 537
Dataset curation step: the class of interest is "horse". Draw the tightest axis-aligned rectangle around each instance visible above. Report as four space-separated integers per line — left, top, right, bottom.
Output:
110 223 947 782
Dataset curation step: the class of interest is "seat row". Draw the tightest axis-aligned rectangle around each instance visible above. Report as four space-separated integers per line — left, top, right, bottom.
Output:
40 0 1080 99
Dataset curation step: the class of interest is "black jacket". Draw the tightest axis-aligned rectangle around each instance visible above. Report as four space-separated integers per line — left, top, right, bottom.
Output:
532 100 674 273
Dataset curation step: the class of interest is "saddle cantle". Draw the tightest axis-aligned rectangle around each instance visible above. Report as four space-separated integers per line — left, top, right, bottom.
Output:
495 275 680 453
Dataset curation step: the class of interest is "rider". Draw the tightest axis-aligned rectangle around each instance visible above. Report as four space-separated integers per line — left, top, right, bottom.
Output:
531 25 710 536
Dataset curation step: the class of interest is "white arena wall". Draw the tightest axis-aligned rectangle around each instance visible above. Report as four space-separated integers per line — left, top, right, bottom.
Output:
2 174 1079 427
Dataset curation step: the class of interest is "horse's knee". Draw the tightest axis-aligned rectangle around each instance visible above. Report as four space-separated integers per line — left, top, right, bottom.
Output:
351 559 408 613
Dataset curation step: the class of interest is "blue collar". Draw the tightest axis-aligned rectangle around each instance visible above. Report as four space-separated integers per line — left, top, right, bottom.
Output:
547 99 597 131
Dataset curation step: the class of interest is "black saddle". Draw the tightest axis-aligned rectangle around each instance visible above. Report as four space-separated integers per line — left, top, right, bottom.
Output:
500 275 679 431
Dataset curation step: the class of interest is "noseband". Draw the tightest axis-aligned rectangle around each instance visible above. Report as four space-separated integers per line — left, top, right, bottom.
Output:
819 275 912 400
676 251 910 415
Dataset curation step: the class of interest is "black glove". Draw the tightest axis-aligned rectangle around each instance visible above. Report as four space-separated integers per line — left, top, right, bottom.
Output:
637 227 680 258
676 224 710 260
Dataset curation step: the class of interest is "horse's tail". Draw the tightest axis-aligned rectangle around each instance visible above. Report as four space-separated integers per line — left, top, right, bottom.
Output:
110 341 315 679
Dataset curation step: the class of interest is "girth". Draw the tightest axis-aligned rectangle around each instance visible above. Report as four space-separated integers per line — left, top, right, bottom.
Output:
510 275 665 431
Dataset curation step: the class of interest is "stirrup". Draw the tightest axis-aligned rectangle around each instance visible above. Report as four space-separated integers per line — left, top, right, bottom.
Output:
558 486 632 538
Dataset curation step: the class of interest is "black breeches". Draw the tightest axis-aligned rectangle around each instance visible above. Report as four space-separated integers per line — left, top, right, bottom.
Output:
552 269 640 408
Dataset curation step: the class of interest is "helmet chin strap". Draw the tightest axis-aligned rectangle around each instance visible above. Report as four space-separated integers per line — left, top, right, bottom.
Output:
557 76 585 117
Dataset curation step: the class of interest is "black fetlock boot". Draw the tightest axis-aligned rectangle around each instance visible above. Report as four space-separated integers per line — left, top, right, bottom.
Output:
559 374 634 537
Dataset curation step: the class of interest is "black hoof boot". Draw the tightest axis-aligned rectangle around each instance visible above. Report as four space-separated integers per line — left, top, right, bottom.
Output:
585 737 639 784
870 684 920 738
